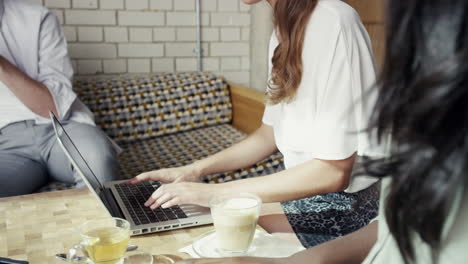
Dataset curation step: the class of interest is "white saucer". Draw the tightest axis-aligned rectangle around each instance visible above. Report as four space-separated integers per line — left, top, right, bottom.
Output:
191 230 304 258
192 230 257 258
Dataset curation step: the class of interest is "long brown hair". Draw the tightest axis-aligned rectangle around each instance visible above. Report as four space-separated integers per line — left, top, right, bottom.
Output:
268 0 318 104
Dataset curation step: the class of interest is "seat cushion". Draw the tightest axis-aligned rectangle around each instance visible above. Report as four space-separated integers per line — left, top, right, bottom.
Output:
118 124 285 183
39 124 284 192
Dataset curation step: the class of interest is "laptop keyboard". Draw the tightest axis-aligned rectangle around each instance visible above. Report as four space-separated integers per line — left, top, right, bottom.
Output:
115 181 187 226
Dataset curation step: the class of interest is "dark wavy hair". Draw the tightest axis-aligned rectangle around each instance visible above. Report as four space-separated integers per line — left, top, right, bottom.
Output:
366 0 468 263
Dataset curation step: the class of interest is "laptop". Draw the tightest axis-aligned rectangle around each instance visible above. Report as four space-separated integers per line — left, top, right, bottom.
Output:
50 112 212 236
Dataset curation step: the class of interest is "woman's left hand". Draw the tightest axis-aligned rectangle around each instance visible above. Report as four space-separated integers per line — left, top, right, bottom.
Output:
144 182 220 209
175 257 287 264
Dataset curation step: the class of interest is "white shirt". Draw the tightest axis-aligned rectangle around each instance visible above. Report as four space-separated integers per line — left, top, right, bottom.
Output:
0 0 94 130
363 178 468 263
263 0 385 192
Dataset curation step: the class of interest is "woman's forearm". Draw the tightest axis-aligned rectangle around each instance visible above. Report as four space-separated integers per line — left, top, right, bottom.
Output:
175 221 378 264
219 154 356 203
289 221 378 264
192 124 278 179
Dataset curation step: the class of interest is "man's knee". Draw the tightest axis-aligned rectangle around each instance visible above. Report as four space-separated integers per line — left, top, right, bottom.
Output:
61 122 120 182
62 123 116 158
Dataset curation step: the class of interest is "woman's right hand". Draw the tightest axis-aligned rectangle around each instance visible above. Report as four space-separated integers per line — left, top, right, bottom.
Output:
127 163 202 185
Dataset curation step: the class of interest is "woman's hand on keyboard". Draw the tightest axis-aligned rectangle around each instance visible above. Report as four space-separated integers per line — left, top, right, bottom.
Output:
127 164 202 185
143 182 217 209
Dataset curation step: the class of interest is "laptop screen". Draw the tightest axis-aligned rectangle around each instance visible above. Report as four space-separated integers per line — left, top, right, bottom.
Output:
50 112 104 191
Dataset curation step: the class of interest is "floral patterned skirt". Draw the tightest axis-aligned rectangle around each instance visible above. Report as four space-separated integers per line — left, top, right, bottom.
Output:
281 182 380 248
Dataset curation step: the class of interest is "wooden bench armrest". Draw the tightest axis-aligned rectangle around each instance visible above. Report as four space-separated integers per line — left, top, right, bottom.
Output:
229 82 265 134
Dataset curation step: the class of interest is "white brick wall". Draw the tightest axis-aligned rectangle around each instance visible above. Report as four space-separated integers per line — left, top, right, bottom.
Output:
211 42 249 56
77 59 102 74
69 43 117 58
166 43 209 57
78 27 103 42
104 27 128 42
118 11 165 26
221 57 241 71
118 43 164 57
128 59 151 73
41 0 252 85
100 0 124 9
166 13 210 26
125 0 148 10
218 0 238 12
72 0 98 9
221 28 241 41
103 59 127 73
174 0 194 11
45 0 70 8
150 0 172 10
129 28 153 42
152 58 174 72
153 28 176 41
211 13 250 26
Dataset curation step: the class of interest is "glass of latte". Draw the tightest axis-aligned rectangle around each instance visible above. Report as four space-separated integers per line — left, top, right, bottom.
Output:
209 193 262 256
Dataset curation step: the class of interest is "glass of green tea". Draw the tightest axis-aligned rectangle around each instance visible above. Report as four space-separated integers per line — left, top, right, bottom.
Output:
69 218 133 264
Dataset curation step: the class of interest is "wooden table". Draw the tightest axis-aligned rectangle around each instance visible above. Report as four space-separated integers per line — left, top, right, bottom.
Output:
0 189 298 263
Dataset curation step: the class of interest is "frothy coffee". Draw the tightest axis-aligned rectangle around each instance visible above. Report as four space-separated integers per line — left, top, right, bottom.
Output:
211 196 261 253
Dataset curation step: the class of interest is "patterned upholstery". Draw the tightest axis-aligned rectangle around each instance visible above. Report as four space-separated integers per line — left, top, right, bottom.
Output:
39 124 284 192
40 72 285 192
74 72 232 143
118 124 284 182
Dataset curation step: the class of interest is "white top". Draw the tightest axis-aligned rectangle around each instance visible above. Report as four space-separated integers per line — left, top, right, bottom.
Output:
0 81 37 125
263 0 386 192
363 178 468 263
0 0 94 130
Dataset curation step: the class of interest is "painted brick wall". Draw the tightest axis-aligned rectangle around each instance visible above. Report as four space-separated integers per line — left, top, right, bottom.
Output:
35 0 252 86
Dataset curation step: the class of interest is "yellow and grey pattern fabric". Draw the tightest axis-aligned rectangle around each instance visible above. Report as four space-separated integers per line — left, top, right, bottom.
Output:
118 124 285 182
74 72 232 143
40 124 284 192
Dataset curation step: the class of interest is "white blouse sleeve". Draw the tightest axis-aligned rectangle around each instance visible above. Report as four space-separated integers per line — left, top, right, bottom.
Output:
262 105 275 126
308 23 377 160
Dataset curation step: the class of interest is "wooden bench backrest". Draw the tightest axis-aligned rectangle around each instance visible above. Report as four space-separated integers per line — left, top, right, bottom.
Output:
344 0 386 69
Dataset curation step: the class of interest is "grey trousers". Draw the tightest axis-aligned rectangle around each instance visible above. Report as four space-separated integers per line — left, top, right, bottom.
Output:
0 120 120 197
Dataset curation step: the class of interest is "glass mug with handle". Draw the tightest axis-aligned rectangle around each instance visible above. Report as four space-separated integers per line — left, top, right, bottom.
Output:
68 217 153 264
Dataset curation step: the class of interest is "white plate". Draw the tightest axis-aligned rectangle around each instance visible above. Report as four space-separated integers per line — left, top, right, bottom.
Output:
192 230 304 258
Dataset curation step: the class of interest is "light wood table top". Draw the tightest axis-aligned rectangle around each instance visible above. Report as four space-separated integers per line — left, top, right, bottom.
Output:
0 189 296 264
